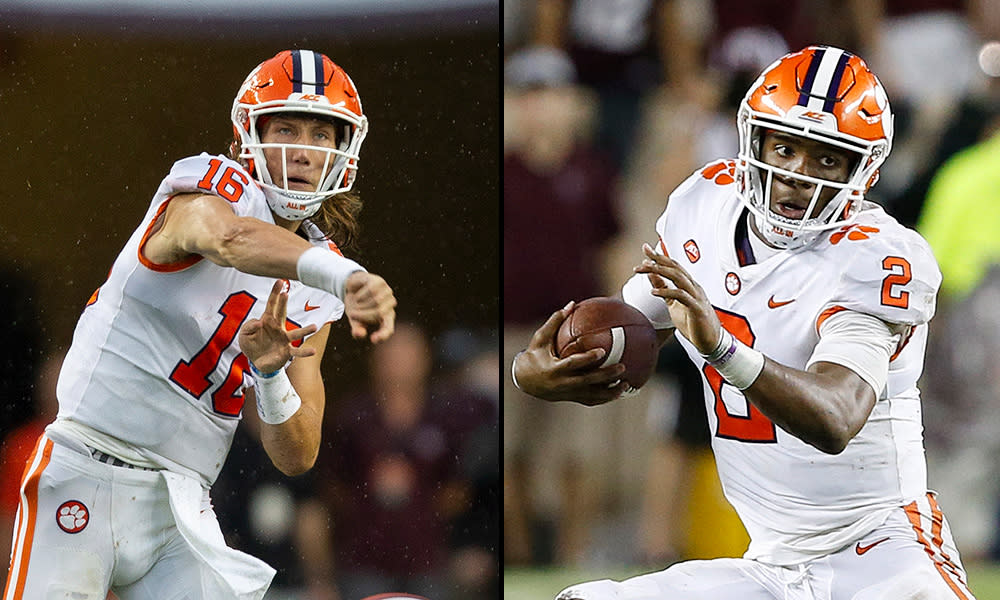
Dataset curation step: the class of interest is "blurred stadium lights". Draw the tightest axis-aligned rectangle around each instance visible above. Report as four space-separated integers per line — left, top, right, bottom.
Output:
0 0 498 38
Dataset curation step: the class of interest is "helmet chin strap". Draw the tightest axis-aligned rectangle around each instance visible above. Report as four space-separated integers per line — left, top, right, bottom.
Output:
263 187 323 221
751 211 819 250
749 167 850 250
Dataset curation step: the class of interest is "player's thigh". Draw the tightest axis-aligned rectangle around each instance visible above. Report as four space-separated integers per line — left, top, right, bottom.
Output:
113 532 219 600
555 558 779 600
826 508 976 600
5 438 114 599
826 543 964 600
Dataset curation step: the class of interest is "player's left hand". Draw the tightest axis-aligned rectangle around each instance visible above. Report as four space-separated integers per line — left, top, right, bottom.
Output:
514 302 629 406
634 243 723 354
343 271 397 343
240 279 318 373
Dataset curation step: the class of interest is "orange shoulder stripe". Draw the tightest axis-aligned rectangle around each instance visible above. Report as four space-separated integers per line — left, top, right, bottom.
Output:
138 196 203 273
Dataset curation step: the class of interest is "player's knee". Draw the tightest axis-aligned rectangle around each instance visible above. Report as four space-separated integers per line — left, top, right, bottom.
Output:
555 579 622 600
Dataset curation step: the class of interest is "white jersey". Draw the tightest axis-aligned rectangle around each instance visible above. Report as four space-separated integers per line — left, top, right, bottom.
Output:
55 153 345 486
651 160 941 565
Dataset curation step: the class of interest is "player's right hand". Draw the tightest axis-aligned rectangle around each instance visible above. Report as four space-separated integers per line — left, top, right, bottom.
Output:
513 302 629 406
343 271 397 343
636 243 722 354
240 279 318 373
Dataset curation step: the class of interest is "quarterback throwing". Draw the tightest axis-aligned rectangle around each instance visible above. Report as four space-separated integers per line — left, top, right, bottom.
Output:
4 50 396 600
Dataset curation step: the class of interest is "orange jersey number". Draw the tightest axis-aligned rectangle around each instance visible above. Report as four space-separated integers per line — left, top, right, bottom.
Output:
880 256 911 309
170 291 256 416
196 157 249 204
705 308 777 443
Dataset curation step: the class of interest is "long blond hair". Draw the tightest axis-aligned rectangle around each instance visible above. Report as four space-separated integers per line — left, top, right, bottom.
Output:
305 189 362 252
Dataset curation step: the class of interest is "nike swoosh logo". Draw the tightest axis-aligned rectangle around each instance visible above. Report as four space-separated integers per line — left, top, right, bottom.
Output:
304 301 320 312
767 295 795 309
855 537 890 555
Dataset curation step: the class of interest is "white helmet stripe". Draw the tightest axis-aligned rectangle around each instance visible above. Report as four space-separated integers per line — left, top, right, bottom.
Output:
298 49 318 94
804 47 846 111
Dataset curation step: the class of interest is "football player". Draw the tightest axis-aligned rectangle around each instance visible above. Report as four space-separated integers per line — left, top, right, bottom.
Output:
513 46 976 599
4 50 395 600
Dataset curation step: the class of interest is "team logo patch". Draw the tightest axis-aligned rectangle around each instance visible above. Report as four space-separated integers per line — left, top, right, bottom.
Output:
56 500 89 533
683 240 700 263
830 224 880 245
725 272 741 295
700 160 736 185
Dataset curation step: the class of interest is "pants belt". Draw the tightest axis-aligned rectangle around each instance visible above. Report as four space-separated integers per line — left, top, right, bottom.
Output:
89 448 159 471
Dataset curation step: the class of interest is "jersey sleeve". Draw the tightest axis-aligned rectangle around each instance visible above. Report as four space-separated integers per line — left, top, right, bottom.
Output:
808 309 898 397
159 153 267 219
824 225 942 327
622 272 673 329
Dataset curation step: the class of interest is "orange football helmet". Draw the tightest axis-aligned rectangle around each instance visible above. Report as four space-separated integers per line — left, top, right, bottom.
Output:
231 49 368 220
735 45 893 248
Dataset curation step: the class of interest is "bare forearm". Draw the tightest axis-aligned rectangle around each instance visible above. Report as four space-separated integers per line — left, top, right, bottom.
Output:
634 247 878 454
210 217 313 279
743 360 874 454
260 400 323 475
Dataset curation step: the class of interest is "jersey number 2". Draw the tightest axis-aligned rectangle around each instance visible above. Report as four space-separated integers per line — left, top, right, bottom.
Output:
704 309 777 443
170 292 255 417
880 256 911 309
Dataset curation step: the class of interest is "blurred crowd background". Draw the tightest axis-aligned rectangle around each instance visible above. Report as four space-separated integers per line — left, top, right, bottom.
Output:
505 0 1000 577
0 2 498 600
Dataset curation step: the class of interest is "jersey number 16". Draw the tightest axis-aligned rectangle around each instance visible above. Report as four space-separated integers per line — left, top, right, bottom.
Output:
170 291 256 417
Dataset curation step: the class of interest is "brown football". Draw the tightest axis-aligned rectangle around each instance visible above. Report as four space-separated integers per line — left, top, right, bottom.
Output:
555 297 659 390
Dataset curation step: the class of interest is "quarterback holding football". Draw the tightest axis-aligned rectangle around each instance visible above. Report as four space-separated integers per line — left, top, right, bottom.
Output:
514 46 976 599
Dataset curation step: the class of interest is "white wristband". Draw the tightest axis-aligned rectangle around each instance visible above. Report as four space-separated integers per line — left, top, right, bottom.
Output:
253 368 302 424
296 246 366 300
700 328 765 390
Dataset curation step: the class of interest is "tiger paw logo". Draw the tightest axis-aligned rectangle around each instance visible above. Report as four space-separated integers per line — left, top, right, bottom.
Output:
700 160 737 185
683 239 701 263
830 224 880 245
56 500 89 533
725 272 741 295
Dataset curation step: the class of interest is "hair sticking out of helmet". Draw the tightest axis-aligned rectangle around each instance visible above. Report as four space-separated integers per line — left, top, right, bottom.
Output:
734 45 893 249
231 49 369 221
